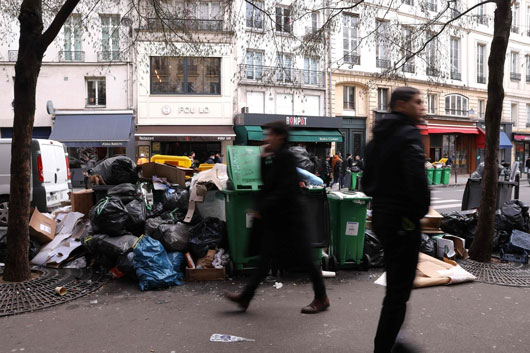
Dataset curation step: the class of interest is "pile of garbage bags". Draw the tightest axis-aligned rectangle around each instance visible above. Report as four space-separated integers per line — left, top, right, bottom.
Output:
440 210 478 247
90 156 139 185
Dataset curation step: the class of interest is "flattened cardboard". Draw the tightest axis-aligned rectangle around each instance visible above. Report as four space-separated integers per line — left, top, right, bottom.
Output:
70 189 94 217
29 209 56 244
140 162 188 186
185 267 225 281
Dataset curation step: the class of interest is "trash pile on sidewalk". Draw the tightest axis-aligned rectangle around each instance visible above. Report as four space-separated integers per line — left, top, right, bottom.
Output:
1 156 232 291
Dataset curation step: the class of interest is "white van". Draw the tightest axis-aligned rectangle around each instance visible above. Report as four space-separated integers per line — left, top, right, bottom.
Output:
0 139 72 225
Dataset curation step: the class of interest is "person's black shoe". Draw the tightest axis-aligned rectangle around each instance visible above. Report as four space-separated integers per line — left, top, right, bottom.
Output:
301 297 330 314
392 340 421 353
224 291 250 311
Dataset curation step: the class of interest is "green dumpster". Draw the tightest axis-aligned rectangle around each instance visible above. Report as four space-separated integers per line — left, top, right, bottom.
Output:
327 191 371 268
433 168 442 185
442 167 451 185
426 169 434 185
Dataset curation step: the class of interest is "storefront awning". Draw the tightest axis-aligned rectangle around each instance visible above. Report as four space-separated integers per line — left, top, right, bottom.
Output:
49 114 134 147
476 128 513 149
289 129 343 142
234 126 264 144
135 125 235 142
428 126 479 134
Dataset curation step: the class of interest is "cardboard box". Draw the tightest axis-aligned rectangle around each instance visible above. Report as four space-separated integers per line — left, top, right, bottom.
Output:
436 237 455 259
140 162 188 186
185 267 226 281
421 207 443 230
70 189 94 217
443 235 468 259
29 209 56 244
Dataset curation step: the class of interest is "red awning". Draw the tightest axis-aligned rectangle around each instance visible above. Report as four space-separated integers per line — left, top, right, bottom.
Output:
476 127 485 149
417 124 429 136
427 126 479 134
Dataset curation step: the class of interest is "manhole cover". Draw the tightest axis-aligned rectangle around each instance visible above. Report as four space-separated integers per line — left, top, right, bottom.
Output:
0 266 109 317
458 259 530 287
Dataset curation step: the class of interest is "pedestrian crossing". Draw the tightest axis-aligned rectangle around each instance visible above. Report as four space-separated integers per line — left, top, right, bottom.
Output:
430 198 461 210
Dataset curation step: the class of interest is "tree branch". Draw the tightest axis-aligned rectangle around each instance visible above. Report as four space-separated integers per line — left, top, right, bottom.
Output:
40 0 82 50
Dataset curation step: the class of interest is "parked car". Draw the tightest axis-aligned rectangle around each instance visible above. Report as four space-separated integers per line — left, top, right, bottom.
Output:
0 139 72 225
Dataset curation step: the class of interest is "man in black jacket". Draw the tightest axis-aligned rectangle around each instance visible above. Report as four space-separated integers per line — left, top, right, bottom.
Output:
362 87 430 353
225 121 329 314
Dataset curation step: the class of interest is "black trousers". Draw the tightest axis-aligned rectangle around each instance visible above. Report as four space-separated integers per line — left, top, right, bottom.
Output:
373 212 421 353
241 220 327 302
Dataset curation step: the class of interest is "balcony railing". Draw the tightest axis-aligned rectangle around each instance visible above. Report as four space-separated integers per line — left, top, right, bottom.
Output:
344 54 360 65
8 50 18 61
426 66 439 76
97 51 124 62
145 18 224 32
59 51 84 62
239 64 325 88
511 72 521 81
376 58 391 69
451 71 461 80
343 102 355 110
477 75 486 84
403 63 415 73
526 75 530 82
511 26 519 34
477 15 488 25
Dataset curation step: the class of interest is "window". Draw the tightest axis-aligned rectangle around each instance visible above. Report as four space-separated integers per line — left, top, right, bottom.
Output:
86 78 106 106
477 43 486 83
276 54 293 82
451 0 461 17
512 103 518 126
401 27 414 72
526 104 530 126
512 8 519 33
425 33 437 75
511 51 521 80
377 88 389 111
343 14 360 64
343 86 355 110
527 6 530 36
450 37 460 80
445 94 469 116
247 91 264 113
63 14 82 61
526 55 530 82
478 99 485 119
246 1 263 29
376 20 390 68
150 57 221 95
304 57 319 85
245 51 263 80
402 0 413 5
427 94 437 114
476 1 487 25
310 12 318 32
426 0 437 12
101 15 120 61
275 7 291 33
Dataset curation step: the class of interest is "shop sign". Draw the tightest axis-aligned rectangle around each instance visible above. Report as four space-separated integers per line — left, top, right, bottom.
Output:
514 134 530 142
101 142 125 146
286 116 307 126
319 137 341 142
178 106 209 114
139 136 155 141
217 136 233 141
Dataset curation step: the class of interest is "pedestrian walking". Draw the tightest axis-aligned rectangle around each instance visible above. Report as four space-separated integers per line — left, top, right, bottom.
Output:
224 121 329 314
320 156 332 186
330 153 343 188
362 87 430 353
525 156 530 175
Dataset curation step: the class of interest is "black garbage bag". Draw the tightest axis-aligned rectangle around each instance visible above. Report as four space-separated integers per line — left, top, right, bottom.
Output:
81 233 115 268
146 202 165 219
289 146 315 173
89 196 130 236
420 234 436 257
108 183 138 204
0 230 41 262
162 187 190 212
501 200 530 231
144 216 175 237
495 210 513 232
125 199 147 234
188 217 226 259
493 230 511 251
96 234 138 259
116 252 136 279
91 156 139 185
441 210 477 247
155 223 190 252
363 230 384 268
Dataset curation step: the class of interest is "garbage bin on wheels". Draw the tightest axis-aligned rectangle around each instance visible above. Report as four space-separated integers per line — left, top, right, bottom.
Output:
300 187 330 268
349 171 363 191
325 191 371 271
433 168 442 185
426 169 434 185
442 167 451 185
462 178 517 210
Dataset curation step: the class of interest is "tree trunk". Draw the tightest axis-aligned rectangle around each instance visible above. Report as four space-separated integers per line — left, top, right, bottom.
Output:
3 1 45 282
469 0 511 262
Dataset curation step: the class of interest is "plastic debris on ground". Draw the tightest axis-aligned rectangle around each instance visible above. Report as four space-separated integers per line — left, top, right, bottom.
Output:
273 281 283 289
210 334 255 343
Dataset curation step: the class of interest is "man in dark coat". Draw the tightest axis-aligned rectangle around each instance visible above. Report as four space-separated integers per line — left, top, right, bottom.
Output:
224 121 329 314
362 87 430 353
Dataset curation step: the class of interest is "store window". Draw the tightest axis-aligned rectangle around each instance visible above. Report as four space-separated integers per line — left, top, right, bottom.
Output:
445 94 468 116
343 86 355 110
86 77 106 106
150 57 221 95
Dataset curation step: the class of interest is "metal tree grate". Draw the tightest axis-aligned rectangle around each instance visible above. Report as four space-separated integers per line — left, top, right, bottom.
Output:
0 266 109 317
458 259 530 287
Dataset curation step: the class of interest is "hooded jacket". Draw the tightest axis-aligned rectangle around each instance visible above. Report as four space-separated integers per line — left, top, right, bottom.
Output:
361 112 430 219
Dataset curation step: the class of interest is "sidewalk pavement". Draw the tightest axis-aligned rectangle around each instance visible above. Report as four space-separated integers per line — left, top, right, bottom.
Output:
1 269 529 353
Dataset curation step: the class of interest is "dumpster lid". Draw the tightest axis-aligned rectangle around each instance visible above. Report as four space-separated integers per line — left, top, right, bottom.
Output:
226 145 262 191
327 191 371 200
